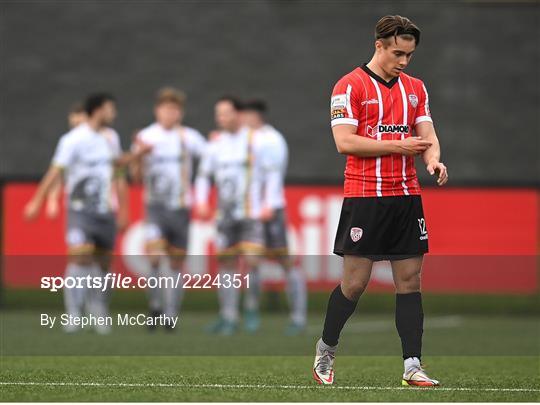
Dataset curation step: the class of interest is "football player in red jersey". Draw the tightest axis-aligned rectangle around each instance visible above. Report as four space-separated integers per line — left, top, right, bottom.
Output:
313 15 447 387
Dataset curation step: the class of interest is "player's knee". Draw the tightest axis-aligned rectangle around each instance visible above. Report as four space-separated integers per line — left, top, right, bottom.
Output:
341 279 368 300
145 246 166 267
95 252 112 270
147 255 161 268
145 239 166 255
169 256 185 270
394 273 421 293
69 253 94 266
276 256 292 270
244 254 261 268
218 256 236 268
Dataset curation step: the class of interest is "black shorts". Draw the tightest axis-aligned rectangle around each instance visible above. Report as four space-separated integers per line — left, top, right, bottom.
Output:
264 208 289 253
333 195 428 261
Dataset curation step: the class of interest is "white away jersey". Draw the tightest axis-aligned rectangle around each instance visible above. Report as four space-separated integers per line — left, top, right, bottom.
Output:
135 123 206 209
52 123 121 214
196 126 273 220
256 124 288 209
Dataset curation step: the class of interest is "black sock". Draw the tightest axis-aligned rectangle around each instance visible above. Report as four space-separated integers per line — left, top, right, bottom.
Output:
395 292 423 360
321 285 359 346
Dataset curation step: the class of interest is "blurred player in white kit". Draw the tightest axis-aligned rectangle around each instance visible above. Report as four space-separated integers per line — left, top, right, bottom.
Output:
241 99 307 335
44 103 89 219
24 93 132 334
195 96 275 335
130 87 206 331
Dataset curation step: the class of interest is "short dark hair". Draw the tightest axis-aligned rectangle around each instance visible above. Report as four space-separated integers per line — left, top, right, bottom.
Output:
375 15 420 46
84 92 115 116
217 95 243 111
242 99 267 114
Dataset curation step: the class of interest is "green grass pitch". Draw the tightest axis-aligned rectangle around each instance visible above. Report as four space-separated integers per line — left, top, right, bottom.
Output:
0 355 538 402
0 310 538 401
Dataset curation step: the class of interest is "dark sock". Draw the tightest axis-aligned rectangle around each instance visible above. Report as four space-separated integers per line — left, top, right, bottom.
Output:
321 285 359 346
395 292 423 360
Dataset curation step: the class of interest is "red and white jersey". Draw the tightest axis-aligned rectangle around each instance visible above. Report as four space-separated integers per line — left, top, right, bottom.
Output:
330 64 432 197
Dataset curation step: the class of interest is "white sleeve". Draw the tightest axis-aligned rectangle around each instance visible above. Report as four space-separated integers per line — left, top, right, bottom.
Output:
275 134 288 172
194 142 215 205
51 135 76 168
258 137 284 208
414 81 433 126
261 137 283 172
109 130 122 158
264 170 282 208
188 129 208 158
195 176 211 206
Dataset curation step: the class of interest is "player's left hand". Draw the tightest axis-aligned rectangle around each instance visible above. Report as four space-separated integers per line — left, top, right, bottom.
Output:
135 141 153 157
426 160 448 186
260 206 275 222
195 204 213 221
23 198 41 221
116 211 130 233
45 199 60 219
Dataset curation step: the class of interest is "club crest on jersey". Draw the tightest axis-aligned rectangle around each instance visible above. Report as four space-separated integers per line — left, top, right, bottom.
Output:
366 124 410 138
408 94 418 108
350 227 363 242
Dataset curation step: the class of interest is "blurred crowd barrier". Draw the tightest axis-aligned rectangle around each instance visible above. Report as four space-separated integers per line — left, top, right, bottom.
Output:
2 183 538 293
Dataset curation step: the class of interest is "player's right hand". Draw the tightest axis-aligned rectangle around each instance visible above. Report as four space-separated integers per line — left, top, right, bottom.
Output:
45 199 60 219
260 206 275 222
135 141 153 157
116 209 130 233
23 199 41 221
397 137 432 156
195 204 212 221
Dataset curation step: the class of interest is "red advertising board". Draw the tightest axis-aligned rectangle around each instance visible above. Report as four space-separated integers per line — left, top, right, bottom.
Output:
2 183 538 293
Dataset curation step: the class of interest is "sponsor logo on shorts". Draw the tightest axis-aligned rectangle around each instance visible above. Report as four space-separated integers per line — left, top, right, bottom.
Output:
350 227 363 242
417 218 428 240
408 94 418 108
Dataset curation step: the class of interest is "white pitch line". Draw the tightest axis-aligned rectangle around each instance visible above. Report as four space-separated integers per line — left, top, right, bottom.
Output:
306 315 463 334
0 381 538 393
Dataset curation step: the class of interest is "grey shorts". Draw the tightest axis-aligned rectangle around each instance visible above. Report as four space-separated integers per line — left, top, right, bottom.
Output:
66 210 116 253
145 205 190 252
264 208 289 253
216 218 265 255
